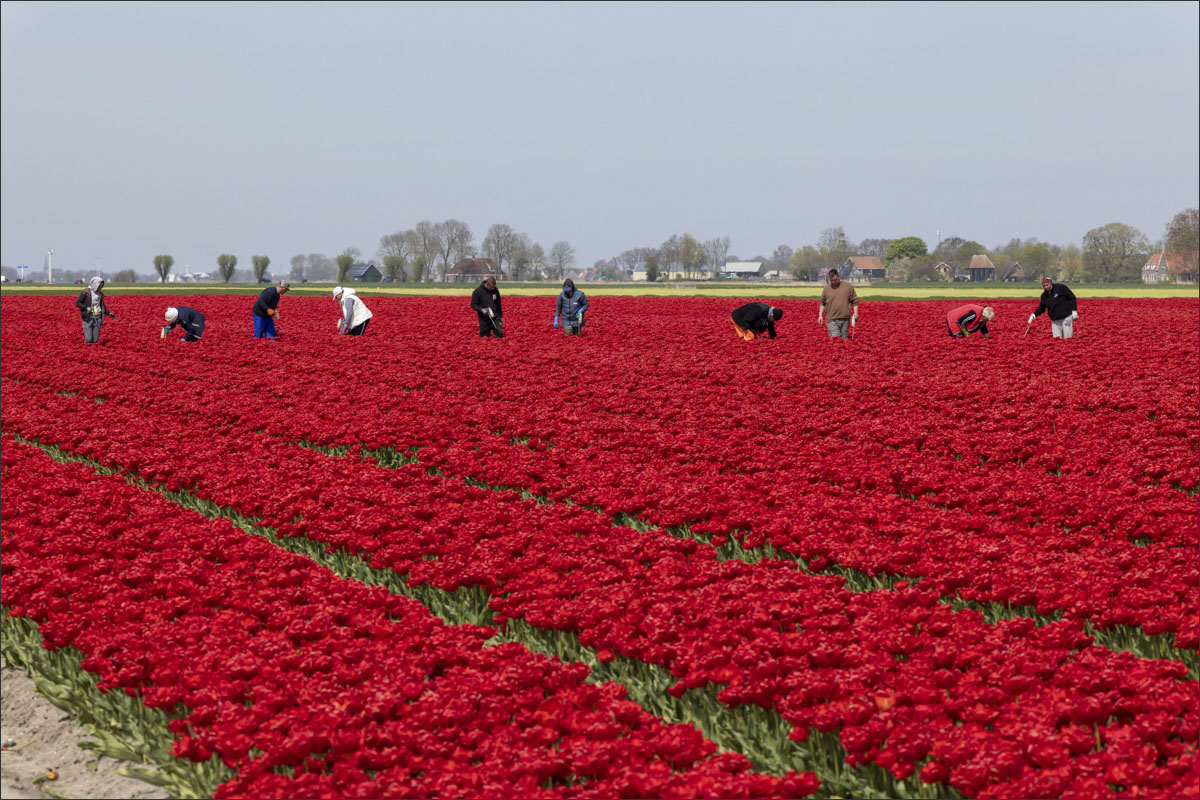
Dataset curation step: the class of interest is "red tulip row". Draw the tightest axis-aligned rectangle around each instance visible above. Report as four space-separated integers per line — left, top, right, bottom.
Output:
1 435 817 799
2 295 1194 647
2 378 1196 799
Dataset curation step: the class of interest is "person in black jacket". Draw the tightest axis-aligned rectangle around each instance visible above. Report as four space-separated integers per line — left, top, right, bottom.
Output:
252 280 290 339
1028 277 1078 339
163 306 206 342
74 277 116 344
731 302 783 341
470 277 503 338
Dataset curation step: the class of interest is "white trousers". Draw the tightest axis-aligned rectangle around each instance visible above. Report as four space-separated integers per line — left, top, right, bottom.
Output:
1051 317 1074 339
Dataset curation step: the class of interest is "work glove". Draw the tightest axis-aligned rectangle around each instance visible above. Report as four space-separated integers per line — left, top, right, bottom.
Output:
554 315 559 328
1027 313 1036 325
578 311 584 325
1070 311 1078 321
962 330 971 338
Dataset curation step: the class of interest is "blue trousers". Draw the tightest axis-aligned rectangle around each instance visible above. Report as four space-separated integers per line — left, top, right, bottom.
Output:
253 316 276 339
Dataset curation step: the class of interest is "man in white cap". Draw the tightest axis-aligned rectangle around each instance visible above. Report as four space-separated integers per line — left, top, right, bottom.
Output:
162 306 206 342
332 286 373 336
945 304 994 339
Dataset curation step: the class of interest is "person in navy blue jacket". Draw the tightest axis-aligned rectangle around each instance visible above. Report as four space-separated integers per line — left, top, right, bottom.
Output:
163 306 206 342
252 280 290 339
554 279 589 335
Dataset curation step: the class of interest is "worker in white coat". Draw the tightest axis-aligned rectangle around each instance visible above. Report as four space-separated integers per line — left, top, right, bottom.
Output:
332 286 374 336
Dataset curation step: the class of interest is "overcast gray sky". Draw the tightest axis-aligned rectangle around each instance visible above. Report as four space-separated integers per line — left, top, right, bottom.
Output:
2 0 1197 276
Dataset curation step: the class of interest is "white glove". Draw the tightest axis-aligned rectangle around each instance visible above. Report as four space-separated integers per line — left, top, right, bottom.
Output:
1027 313 1036 325
161 326 169 339
486 308 495 318
1071 311 1078 321
850 317 857 327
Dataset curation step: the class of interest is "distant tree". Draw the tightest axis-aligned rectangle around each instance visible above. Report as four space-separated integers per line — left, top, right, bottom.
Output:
904 255 938 282
251 255 270 282
336 250 357 283
548 241 576 280
703 236 732 276
382 255 406 281
1082 223 1149 281
658 235 682 271
482 224 518 277
818 226 854 267
152 254 174 283
644 257 660 282
1017 241 1056 278
112 269 138 283
679 234 706 278
884 237 928 264
289 254 306 281
410 221 441 282
306 253 334 281
857 238 892 258
770 244 794 276
1165 208 1199 280
789 246 821 281
216 254 238 283
886 256 910 282
1057 243 1083 282
410 255 428 283
434 220 473 276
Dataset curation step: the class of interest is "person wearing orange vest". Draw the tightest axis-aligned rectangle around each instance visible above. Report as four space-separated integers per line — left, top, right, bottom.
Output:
946 304 994 339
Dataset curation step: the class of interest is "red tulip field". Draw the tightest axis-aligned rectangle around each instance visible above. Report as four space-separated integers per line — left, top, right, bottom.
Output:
1 293 1197 799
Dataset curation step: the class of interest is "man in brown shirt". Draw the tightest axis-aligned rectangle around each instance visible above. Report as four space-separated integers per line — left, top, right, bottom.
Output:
818 269 859 339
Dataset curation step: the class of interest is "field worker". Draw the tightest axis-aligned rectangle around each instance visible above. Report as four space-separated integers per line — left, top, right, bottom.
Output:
332 286 374 336
470 276 504 338
730 302 783 341
252 279 290 340
946 304 994 339
1028 277 1079 339
162 306 206 342
554 279 589 335
74 277 116 344
817 269 859 339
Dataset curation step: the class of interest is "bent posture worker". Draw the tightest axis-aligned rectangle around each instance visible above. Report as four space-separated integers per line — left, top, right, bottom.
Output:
946 304 994 339
731 302 783 341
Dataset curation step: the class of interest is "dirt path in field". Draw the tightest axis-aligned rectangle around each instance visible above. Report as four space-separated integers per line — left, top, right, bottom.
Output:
1 657 168 800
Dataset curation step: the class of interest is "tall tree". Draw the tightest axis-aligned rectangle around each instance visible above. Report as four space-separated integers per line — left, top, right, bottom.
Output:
702 236 731 276
306 253 333 281
482 224 517 277
410 255 428 283
884 236 928 264
1017 241 1056 279
770 244 794 276
1057 243 1083 282
1082 223 1149 282
378 231 410 263
289 254 306 281
335 248 358 283
510 234 545 280
679 234 705 278
435 219 474 274
644 257 660 283
251 255 271 282
216 254 238 283
548 241 576 280
409 221 441 282
658 235 682 273
1165 208 1199 280
789 246 821 281
152 254 174 283
857 238 892 258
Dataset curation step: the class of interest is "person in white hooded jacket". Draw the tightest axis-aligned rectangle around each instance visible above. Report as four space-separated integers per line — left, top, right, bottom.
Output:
333 286 374 336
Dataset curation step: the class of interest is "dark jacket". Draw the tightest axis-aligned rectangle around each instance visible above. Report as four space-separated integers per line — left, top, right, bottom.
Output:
470 282 502 318
75 290 113 321
731 302 778 339
555 289 589 322
1033 283 1077 321
252 287 281 318
166 306 206 338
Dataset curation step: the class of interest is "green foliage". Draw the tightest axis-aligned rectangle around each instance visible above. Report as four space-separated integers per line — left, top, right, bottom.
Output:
111 269 138 284
151 254 174 283
789 245 821 281
644 258 660 282
884 236 928 264
381 255 406 281
215 254 238 283
410 255 427 283
1082 223 1148 282
335 253 355 283
250 255 270 282
1164 208 1199 279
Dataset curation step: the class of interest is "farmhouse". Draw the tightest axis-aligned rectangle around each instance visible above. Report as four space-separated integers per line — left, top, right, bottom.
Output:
1002 262 1029 282
966 254 996 282
445 257 500 283
348 262 382 282
1141 251 1195 284
721 261 764 279
844 256 886 280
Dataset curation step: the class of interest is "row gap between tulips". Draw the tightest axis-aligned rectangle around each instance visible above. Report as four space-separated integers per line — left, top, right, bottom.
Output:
4 432 956 800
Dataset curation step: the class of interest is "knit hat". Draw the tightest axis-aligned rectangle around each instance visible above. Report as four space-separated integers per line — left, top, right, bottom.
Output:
769 306 783 321
165 307 178 323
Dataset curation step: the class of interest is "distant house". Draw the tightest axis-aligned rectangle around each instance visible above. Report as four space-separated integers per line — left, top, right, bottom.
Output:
966 254 996 282
845 256 886 280
933 262 957 281
721 261 763 279
1002 262 1028 282
445 257 499 283
1140 252 1195 284
348 262 382 282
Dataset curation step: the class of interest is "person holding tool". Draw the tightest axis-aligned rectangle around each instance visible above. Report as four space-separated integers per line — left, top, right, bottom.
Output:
332 286 374 335
252 280 290 340
554 278 589 335
470 276 503 337
946 304 994 339
162 306 206 342
75 277 116 344
730 301 783 341
1027 276 1078 339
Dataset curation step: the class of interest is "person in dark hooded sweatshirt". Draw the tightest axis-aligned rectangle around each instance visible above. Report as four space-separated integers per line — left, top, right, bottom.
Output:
470 276 503 337
731 302 783 341
162 306 206 342
554 279 589 335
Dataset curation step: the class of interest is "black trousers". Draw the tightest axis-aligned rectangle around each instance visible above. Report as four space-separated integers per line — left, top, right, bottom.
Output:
346 319 370 336
478 314 503 337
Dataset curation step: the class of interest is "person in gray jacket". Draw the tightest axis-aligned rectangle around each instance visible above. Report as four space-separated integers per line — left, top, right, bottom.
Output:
554 279 589 335
74 277 116 343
